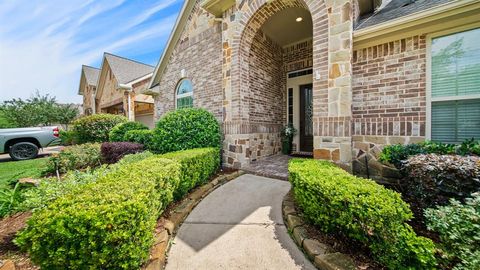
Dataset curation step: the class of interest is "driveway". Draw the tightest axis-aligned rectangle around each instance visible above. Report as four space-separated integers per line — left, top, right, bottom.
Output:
0 146 63 162
165 174 315 270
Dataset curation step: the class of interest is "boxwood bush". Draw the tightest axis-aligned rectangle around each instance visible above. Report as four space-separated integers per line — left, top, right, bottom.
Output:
124 129 154 147
16 156 181 269
289 159 436 269
151 108 221 153
109 121 148 142
43 143 102 174
100 142 144 164
71 114 128 143
16 148 220 269
161 148 220 199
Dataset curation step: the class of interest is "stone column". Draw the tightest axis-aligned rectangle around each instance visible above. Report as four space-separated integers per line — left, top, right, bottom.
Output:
313 0 353 169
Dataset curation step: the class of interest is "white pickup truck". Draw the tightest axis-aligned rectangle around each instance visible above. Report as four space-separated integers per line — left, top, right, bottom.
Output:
0 126 61 160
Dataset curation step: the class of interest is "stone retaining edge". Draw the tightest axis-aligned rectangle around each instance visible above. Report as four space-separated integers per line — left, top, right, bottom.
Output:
282 191 356 270
143 170 245 270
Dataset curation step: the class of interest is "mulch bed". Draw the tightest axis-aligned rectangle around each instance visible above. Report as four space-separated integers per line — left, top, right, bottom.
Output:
0 212 38 269
293 203 385 270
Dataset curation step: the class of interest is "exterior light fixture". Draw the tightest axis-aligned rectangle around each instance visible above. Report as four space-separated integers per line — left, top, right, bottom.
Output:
296 17 303 22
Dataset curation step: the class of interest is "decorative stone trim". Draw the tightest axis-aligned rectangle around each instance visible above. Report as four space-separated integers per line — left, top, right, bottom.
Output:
142 170 244 270
282 191 355 270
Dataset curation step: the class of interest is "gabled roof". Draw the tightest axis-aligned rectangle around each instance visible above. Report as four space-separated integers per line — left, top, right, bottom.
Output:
103 53 155 84
78 65 100 95
355 0 454 30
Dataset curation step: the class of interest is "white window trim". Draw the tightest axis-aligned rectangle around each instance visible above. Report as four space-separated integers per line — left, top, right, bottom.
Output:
175 79 194 109
425 22 480 140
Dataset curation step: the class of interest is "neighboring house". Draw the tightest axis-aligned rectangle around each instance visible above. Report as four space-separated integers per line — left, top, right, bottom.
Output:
78 65 100 116
79 53 156 128
142 0 480 176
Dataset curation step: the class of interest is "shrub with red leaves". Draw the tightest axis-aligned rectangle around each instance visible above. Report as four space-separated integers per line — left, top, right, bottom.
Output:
100 142 144 164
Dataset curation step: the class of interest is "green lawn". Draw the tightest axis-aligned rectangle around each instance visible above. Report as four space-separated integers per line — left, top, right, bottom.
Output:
0 158 48 189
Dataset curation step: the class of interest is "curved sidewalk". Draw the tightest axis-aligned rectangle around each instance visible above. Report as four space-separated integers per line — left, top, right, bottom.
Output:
165 174 315 270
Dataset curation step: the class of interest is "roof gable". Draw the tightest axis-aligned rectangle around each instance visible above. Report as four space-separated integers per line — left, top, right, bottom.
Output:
78 65 100 95
104 53 154 84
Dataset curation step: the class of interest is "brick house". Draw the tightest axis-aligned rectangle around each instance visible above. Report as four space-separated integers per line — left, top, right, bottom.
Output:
78 53 156 128
144 0 480 177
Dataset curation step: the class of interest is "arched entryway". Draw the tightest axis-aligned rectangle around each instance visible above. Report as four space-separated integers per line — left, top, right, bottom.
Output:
223 0 353 169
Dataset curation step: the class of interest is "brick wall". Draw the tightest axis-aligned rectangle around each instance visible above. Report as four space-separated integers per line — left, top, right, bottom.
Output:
283 39 313 73
351 35 427 178
248 30 285 125
154 0 223 120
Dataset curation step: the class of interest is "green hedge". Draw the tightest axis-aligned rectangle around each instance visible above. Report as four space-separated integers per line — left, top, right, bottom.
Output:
16 148 220 269
161 148 220 199
124 129 154 147
289 159 436 269
151 108 221 153
109 121 148 142
71 114 128 143
16 157 181 269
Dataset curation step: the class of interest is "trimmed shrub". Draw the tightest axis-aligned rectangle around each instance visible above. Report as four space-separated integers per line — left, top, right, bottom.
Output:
124 129 154 148
289 159 436 269
151 108 221 153
109 121 148 142
43 143 102 174
71 114 128 143
379 139 479 168
425 193 480 270
100 142 144 164
403 154 480 208
161 148 220 199
15 156 182 269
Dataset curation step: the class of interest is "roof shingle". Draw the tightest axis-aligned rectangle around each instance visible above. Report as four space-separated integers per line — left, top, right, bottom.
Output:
82 65 100 86
355 0 454 30
104 53 154 84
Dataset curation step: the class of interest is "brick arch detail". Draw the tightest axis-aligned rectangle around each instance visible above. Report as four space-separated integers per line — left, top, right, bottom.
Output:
227 0 329 125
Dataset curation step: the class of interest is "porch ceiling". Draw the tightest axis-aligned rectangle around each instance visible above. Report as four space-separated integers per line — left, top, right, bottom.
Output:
261 7 312 47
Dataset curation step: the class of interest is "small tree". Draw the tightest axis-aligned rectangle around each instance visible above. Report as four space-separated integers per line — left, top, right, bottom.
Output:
0 92 79 128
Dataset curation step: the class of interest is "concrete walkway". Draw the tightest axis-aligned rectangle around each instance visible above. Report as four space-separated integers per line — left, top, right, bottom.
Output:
165 174 315 270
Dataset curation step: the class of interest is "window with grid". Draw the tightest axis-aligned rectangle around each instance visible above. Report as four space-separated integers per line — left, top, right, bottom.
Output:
176 79 193 109
430 28 480 143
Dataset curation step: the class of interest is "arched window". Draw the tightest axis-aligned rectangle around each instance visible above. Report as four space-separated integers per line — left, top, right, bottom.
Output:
176 79 193 109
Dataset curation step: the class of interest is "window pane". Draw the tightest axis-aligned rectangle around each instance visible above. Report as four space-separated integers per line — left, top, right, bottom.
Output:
177 79 193 95
431 28 480 98
432 99 480 143
177 96 193 109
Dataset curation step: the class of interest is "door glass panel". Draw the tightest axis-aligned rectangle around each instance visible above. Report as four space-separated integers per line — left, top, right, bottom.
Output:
304 86 313 136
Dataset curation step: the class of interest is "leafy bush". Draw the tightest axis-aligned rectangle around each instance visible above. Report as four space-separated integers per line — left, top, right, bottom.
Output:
161 148 220 199
403 154 480 208
109 121 148 142
16 156 182 269
289 159 436 269
22 152 155 212
100 142 144 164
43 143 102 174
151 108 221 153
71 114 128 143
59 130 76 146
379 139 479 168
425 193 480 270
0 182 22 217
124 129 154 147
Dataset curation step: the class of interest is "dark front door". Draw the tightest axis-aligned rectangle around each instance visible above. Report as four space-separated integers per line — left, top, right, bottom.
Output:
299 84 313 152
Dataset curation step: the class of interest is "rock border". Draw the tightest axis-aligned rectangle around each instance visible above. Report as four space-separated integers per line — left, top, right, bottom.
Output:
143 170 244 270
282 191 356 270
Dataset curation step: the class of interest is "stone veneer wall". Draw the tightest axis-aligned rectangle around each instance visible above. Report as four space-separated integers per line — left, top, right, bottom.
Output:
153 0 223 120
351 35 427 178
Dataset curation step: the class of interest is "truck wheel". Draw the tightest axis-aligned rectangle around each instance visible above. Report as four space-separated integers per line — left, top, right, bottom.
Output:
9 142 39 161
